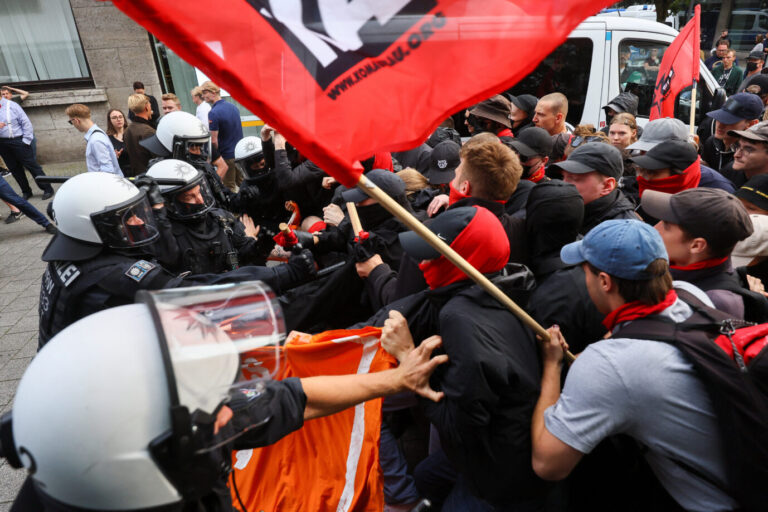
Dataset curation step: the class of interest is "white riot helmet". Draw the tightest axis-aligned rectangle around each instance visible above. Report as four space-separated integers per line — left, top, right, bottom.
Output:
42 173 159 262
1 282 285 510
140 111 212 166
234 136 267 180
146 159 215 220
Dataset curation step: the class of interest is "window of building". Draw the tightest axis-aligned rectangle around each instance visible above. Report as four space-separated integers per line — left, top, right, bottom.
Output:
506 38 594 126
0 0 90 86
618 39 670 118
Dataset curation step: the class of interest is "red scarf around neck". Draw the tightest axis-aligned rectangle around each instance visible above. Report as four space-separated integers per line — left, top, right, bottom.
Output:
637 157 701 197
602 289 678 331
670 255 729 271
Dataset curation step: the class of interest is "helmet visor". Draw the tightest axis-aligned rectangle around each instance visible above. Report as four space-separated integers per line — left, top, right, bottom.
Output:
142 281 285 417
173 137 212 166
91 192 160 249
166 176 216 220
235 153 267 180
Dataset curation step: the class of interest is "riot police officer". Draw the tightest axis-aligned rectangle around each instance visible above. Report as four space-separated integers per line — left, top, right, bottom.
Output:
146 159 275 273
140 111 235 208
228 135 292 235
37 172 315 348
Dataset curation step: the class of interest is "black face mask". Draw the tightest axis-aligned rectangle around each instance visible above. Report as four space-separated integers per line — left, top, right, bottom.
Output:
521 163 534 178
355 203 392 229
748 62 759 72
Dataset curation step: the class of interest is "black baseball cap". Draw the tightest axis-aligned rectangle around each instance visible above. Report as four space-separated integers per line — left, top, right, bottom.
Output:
748 50 765 61
550 142 623 179
341 169 405 203
508 94 538 118
736 175 768 212
745 74 768 95
641 188 753 250
426 127 461 148
425 140 460 185
630 139 698 172
508 127 554 159
706 92 764 124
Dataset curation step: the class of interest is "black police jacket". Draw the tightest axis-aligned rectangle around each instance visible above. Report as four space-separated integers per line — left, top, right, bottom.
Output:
38 252 307 349
363 265 550 505
162 208 263 275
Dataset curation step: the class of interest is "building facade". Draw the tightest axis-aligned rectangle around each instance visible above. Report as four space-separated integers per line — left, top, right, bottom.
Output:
0 0 260 165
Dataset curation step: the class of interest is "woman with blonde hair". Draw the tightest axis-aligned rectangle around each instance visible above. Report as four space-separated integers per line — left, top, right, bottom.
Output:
607 112 638 151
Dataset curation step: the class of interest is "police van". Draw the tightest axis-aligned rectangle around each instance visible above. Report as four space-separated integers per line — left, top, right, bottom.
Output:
507 16 725 130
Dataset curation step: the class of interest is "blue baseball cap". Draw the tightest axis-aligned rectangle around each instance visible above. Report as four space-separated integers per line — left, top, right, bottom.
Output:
560 219 668 279
706 92 764 125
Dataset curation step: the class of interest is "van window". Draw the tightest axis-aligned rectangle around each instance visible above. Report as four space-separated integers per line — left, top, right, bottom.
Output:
618 40 670 118
674 80 713 128
506 38 593 126
730 14 755 32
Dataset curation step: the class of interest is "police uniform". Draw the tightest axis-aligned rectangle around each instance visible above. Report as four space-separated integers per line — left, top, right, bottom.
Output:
38 250 308 349
163 207 271 274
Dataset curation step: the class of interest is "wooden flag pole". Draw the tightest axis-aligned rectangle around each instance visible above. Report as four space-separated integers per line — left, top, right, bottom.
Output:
356 174 575 363
346 202 364 235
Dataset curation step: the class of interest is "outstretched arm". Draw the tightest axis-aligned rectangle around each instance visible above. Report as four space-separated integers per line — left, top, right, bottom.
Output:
301 336 447 420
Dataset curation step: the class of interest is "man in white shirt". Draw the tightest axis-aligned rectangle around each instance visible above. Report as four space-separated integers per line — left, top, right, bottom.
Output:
191 86 211 125
66 104 123 176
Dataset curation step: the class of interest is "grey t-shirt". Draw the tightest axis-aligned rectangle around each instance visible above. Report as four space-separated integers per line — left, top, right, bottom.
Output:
544 298 737 512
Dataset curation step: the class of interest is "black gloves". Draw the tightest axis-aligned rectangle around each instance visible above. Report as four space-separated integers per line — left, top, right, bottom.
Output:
287 249 317 279
351 235 377 262
134 175 165 207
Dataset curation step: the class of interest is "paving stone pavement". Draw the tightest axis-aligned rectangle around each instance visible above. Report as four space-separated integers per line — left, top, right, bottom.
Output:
0 163 80 509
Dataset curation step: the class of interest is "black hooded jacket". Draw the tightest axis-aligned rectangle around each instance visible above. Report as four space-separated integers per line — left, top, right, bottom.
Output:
524 180 584 279
580 189 638 235
362 265 549 505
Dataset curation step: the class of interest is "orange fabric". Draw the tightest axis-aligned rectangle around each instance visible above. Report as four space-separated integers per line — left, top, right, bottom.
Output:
231 327 395 512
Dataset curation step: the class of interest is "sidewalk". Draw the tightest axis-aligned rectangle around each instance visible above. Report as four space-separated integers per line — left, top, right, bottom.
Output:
0 162 81 510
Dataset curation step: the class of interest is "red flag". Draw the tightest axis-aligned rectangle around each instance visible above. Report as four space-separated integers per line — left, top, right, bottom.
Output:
109 0 615 187
650 5 701 120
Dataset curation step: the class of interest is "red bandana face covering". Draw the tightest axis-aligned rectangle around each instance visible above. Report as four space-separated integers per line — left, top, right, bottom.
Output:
528 165 546 183
637 157 702 197
602 289 678 331
418 206 510 289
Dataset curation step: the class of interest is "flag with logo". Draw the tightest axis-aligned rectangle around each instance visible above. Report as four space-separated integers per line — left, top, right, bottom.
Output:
109 0 616 187
231 327 395 512
650 5 701 120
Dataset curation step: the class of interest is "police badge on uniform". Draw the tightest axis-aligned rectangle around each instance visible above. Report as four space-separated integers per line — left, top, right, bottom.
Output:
125 260 156 282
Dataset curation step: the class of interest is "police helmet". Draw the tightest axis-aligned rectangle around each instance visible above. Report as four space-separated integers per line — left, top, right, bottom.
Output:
41 173 160 262
140 111 212 166
234 136 267 179
146 159 215 220
0 282 285 510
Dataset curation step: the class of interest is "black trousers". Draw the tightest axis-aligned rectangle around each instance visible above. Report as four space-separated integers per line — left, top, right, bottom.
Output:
0 136 52 195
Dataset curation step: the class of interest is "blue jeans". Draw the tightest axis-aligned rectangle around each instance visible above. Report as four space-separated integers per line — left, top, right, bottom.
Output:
0 176 50 226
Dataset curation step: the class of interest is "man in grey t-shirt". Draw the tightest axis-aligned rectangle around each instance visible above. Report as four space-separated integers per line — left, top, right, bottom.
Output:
530 220 737 512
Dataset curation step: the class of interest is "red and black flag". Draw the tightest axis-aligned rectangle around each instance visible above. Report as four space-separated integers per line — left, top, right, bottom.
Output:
650 5 701 120
108 0 616 187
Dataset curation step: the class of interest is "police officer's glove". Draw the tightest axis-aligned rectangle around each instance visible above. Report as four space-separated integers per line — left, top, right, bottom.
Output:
286 248 317 281
239 184 261 203
134 175 165 207
293 229 315 248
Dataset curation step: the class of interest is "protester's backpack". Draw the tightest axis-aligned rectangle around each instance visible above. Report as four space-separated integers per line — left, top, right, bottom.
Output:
691 267 768 324
614 289 768 512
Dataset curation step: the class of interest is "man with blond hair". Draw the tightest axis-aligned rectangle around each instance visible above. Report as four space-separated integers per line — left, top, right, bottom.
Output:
66 104 122 176
191 86 211 125
200 80 243 190
160 93 182 115
123 93 156 176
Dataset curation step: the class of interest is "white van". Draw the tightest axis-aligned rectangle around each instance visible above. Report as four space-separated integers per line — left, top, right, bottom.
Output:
506 16 726 130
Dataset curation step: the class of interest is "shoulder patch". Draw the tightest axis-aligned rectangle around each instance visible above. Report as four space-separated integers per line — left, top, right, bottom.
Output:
124 260 157 282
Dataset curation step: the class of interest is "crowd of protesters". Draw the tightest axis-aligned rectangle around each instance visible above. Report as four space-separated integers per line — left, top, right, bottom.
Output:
5 42 768 509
